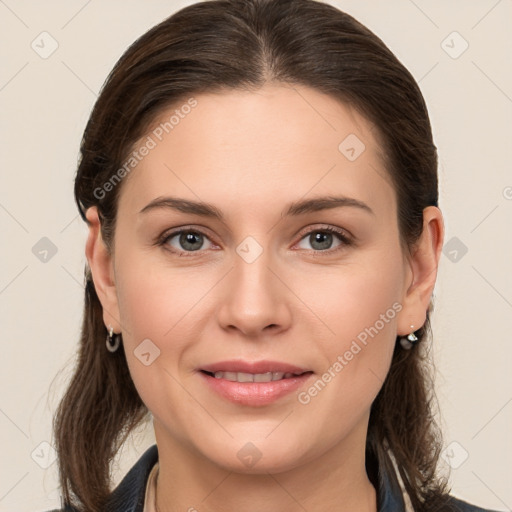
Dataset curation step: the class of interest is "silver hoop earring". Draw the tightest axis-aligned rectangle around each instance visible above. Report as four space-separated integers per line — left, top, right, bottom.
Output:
106 325 121 353
400 325 418 350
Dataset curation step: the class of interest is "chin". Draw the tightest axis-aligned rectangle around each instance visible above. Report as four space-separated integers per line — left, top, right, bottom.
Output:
201 438 309 475
220 454 304 475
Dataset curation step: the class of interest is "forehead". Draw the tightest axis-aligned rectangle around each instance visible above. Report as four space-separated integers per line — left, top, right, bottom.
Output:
145 84 379 161
118 84 395 218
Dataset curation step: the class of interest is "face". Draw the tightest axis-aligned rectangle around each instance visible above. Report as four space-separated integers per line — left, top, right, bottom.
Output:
92 83 423 473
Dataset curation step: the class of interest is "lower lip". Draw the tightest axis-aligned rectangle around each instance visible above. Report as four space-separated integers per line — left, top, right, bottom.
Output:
198 371 313 406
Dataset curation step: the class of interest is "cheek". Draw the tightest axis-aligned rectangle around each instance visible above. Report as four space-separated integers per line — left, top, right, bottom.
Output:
112 250 219 406
294 249 403 404
113 261 191 424
114 251 205 344
295 251 404 346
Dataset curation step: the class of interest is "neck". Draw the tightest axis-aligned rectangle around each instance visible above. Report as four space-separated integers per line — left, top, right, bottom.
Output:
153 418 378 512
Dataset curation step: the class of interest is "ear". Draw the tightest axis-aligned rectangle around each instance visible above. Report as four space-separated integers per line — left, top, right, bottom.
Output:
85 206 122 333
397 206 444 336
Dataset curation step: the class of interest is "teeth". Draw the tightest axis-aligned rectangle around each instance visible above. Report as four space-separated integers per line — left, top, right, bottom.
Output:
254 372 273 382
212 371 298 382
237 372 255 383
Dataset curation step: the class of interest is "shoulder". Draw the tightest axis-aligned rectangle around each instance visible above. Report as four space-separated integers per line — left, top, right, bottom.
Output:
443 494 503 512
41 444 159 512
41 505 78 512
42 493 504 512
41 505 83 512
42 508 77 512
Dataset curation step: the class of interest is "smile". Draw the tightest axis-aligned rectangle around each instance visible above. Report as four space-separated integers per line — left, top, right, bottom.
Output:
197 360 314 406
205 371 305 382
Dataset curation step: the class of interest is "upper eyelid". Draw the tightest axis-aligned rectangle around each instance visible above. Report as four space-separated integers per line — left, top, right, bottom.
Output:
160 224 352 249
295 224 352 241
160 225 218 244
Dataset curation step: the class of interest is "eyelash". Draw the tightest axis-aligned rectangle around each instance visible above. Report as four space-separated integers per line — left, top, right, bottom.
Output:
156 225 353 257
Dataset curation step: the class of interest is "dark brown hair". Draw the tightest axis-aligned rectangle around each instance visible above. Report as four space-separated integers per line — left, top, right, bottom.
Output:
54 0 454 510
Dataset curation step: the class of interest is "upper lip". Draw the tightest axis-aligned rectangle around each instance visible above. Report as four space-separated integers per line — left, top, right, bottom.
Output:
199 360 310 375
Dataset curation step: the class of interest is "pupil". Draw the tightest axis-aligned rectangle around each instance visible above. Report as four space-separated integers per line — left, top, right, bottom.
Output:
180 232 203 251
311 232 332 250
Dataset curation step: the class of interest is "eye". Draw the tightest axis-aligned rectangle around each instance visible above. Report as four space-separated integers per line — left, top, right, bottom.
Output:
160 228 216 255
295 226 352 253
157 224 352 257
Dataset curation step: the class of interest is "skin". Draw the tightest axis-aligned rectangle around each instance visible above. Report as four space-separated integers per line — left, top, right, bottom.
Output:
86 83 444 512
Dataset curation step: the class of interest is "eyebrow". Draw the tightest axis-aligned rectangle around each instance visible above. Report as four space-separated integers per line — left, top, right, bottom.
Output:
139 195 374 219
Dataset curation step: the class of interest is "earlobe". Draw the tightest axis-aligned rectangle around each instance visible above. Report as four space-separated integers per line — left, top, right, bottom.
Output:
397 206 444 336
85 207 122 332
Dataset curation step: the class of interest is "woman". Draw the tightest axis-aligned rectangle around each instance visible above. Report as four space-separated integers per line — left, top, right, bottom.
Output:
46 0 501 511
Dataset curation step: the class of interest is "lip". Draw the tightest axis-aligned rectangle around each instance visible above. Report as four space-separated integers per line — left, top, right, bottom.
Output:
199 359 309 374
197 359 313 406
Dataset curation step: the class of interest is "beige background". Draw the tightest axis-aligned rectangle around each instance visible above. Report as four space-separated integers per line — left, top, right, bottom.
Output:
1 1 511 511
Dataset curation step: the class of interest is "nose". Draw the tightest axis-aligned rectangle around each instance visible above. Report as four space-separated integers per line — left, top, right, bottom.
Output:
216 246 292 338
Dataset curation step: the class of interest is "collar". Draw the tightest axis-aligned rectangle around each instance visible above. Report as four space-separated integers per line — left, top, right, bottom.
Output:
104 444 407 512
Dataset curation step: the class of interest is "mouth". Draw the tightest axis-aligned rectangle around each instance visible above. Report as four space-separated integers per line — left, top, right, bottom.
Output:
197 360 314 406
200 370 310 382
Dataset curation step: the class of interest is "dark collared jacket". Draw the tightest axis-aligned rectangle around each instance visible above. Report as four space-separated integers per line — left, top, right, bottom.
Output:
47 444 501 512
